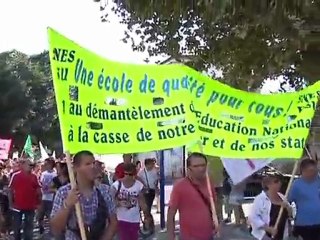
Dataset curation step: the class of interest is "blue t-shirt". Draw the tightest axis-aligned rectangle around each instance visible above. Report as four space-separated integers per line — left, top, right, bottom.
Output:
288 176 320 226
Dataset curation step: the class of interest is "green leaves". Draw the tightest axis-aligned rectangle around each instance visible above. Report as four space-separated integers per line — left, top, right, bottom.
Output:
0 50 59 149
0 51 31 136
103 0 320 90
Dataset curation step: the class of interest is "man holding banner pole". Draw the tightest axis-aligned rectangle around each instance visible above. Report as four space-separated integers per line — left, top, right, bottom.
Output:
50 150 117 240
167 152 218 240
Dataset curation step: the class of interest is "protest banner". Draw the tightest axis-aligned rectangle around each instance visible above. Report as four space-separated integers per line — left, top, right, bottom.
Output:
0 138 12 159
48 27 320 158
190 68 320 157
48 28 196 154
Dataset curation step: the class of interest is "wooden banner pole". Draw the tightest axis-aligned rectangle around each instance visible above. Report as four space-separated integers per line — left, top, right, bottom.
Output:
65 151 87 240
273 147 311 237
198 142 219 235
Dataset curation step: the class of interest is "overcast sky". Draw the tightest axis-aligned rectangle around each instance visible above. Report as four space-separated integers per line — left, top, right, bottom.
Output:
0 0 284 92
0 0 148 63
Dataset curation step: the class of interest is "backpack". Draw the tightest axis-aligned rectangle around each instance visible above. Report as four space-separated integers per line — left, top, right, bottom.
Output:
115 180 122 198
67 188 109 239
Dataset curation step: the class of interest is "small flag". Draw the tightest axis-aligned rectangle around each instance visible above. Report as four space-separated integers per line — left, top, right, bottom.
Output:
39 141 49 161
23 135 34 158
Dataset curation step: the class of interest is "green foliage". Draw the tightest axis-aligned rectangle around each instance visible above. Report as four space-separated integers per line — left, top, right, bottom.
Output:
0 50 60 150
101 0 320 90
0 51 30 137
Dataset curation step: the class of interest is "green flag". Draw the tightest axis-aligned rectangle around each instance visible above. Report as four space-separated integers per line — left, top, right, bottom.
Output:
23 135 34 158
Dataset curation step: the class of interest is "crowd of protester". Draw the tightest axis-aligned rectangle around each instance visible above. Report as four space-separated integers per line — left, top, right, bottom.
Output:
0 152 159 240
0 151 319 240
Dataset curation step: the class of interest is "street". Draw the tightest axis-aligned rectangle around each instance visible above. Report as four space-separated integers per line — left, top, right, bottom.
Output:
148 201 255 240
154 224 255 240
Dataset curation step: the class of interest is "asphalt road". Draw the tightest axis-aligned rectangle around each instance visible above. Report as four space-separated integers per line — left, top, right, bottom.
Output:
1 186 254 240
0 218 254 240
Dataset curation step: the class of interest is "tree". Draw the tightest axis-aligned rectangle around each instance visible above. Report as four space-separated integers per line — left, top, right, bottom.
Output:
96 0 320 91
0 51 32 138
27 51 60 148
0 50 60 151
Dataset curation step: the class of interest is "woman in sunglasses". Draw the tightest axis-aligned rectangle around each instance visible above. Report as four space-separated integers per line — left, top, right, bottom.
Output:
248 175 292 240
111 163 151 240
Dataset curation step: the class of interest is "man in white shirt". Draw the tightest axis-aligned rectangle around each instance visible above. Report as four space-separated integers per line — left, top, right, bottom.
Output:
38 158 57 235
137 158 159 214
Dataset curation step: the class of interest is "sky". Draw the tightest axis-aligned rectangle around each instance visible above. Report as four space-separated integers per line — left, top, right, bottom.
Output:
0 0 148 63
0 0 283 92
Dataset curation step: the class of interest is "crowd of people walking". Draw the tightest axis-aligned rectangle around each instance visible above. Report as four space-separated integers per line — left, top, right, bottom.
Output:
0 151 319 240
0 151 159 240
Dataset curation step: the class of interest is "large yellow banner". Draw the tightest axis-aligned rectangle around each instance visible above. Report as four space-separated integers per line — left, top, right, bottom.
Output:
48 28 320 158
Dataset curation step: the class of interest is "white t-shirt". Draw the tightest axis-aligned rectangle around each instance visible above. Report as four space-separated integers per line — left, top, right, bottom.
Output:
138 168 158 189
112 180 143 223
40 170 57 201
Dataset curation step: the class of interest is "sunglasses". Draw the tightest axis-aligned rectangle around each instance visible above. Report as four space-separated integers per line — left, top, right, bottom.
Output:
124 172 135 176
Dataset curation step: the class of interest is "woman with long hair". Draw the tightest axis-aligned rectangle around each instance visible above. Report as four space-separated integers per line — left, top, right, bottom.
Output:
51 162 69 191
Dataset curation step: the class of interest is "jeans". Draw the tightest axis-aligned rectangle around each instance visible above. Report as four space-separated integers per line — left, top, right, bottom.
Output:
37 200 53 235
12 210 35 240
37 200 53 221
144 189 156 214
